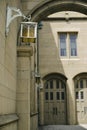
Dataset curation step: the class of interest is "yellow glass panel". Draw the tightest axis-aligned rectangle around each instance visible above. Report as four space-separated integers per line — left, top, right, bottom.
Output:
21 37 36 43
29 26 34 37
22 25 28 37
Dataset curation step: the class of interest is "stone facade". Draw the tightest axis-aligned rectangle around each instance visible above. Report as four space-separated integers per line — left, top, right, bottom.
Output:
39 12 87 125
0 0 20 130
0 0 87 130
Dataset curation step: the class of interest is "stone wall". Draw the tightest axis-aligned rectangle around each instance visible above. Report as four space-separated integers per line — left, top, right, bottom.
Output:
0 0 21 129
39 12 87 124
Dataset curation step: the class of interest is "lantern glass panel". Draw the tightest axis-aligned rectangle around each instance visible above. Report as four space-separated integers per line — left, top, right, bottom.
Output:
29 25 35 37
20 22 37 44
22 24 28 37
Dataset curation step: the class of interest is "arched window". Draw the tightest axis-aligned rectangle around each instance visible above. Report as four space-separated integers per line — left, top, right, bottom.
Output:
43 73 67 125
74 73 87 123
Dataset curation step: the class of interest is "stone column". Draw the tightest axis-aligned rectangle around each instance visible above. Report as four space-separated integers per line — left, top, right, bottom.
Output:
17 46 33 130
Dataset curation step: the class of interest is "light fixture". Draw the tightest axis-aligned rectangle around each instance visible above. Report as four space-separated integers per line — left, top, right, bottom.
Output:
5 5 37 41
20 22 37 45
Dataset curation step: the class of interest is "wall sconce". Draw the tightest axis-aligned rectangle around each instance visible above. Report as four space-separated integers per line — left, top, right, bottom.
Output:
20 22 37 45
5 5 37 40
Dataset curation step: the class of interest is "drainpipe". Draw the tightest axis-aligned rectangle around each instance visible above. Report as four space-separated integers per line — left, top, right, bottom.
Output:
35 21 43 126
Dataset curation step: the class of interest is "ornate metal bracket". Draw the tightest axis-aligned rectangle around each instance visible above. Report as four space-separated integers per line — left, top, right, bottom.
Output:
5 6 31 36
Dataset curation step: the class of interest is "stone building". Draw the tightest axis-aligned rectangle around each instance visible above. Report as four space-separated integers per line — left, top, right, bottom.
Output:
0 0 87 130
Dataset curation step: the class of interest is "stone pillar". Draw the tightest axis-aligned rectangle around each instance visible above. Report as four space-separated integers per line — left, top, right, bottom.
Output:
67 78 76 125
17 46 33 130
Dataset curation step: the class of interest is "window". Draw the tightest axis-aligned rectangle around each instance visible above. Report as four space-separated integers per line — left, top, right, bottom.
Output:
45 83 48 89
50 92 53 100
75 78 86 100
45 92 49 100
76 91 79 99
56 80 59 88
59 33 67 56
59 32 77 57
56 92 60 100
80 91 84 99
80 80 83 88
61 92 65 100
50 80 53 89
70 33 77 56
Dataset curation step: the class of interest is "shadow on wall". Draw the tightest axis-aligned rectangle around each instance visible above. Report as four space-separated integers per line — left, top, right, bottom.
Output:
39 125 87 130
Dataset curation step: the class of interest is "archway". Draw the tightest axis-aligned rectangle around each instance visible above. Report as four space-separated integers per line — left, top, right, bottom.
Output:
42 73 67 125
21 0 87 126
27 0 87 21
74 73 87 124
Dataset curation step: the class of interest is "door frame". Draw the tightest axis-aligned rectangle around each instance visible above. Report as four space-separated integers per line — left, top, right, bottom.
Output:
39 73 67 125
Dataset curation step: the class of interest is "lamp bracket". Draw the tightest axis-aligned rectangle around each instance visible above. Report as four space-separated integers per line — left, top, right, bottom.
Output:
6 6 31 36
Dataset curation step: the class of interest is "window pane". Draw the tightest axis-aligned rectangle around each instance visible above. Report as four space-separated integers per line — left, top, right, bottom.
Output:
61 92 65 100
70 33 77 56
56 80 59 88
50 81 53 89
80 91 84 99
50 92 53 100
45 83 48 89
76 91 79 99
80 80 83 88
61 82 65 89
59 34 67 56
56 92 60 100
76 82 78 88
45 92 49 100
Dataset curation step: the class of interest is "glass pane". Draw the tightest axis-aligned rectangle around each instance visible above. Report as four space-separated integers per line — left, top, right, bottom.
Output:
59 33 67 56
61 82 65 89
50 92 53 100
50 81 53 89
76 82 78 88
61 92 65 100
70 33 77 56
29 25 35 37
22 24 28 37
80 91 84 99
80 80 83 88
56 80 59 88
45 92 49 100
45 83 48 89
56 92 60 100
76 91 79 99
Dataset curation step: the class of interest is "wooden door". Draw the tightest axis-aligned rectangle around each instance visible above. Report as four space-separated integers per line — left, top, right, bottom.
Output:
75 79 87 123
44 79 66 125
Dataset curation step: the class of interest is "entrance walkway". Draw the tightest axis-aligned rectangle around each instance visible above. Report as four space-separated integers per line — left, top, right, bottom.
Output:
39 125 87 130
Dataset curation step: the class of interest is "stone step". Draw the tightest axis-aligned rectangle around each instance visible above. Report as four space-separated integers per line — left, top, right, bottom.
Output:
39 125 87 130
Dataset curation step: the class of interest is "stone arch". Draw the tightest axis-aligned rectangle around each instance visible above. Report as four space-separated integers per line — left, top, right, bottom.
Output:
73 72 87 124
27 0 87 21
43 72 67 81
73 72 87 81
42 72 67 125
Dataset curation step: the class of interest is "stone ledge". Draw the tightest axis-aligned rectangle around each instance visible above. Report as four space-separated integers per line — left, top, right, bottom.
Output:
0 114 19 126
17 45 33 57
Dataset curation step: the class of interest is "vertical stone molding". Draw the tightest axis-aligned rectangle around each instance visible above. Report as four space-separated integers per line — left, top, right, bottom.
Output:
39 88 44 125
17 46 33 130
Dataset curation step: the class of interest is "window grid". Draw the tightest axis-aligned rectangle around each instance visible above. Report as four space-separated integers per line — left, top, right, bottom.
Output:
59 32 77 57
75 79 86 100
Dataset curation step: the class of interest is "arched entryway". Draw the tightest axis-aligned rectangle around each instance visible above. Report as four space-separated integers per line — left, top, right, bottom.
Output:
20 0 87 126
27 0 87 21
74 73 87 124
43 73 67 125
